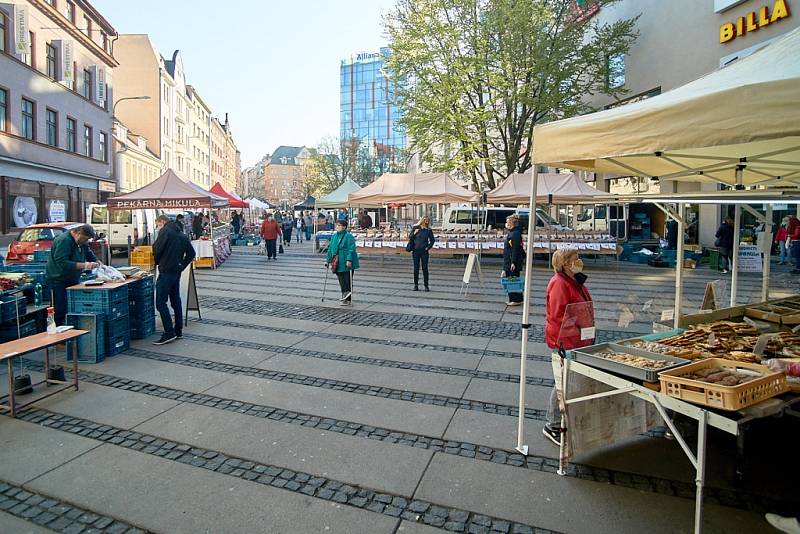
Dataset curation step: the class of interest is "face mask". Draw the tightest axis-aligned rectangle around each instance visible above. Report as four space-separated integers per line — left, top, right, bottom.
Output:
571 259 584 274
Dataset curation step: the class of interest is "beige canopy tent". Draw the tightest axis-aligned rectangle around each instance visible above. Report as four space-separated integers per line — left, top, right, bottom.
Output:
511 27 800 533
107 169 229 210
348 173 479 205
487 172 606 204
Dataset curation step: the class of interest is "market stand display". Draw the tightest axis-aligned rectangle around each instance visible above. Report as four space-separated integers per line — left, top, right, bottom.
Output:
512 27 800 534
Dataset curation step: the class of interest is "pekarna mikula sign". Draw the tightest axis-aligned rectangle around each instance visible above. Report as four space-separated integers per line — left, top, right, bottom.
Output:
108 199 204 210
720 0 791 43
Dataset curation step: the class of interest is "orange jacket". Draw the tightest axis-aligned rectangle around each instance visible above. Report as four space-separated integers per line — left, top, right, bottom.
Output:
260 220 282 240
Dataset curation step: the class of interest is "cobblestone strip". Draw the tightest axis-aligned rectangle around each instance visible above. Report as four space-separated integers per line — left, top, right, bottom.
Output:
18 360 775 514
0 477 151 534
181 333 554 387
199 295 630 342
123 348 547 420
191 317 552 363
16 408 559 534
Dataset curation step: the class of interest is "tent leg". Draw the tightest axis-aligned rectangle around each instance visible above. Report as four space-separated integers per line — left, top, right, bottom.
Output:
516 166 539 455
762 204 772 302
731 204 741 307
675 204 685 328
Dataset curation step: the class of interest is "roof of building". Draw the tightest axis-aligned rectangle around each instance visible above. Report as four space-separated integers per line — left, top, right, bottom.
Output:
270 146 307 166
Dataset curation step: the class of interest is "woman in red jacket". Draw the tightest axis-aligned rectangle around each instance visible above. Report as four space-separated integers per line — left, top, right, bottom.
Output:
260 214 282 261
543 248 594 445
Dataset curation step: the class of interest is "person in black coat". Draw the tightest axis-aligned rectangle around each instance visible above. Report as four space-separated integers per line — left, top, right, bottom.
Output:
152 216 197 345
715 217 734 274
409 216 435 291
503 214 525 306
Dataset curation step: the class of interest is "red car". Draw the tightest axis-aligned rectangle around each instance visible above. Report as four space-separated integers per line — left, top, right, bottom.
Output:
6 222 106 263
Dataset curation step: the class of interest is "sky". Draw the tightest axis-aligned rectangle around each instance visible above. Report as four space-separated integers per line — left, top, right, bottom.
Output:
92 0 397 168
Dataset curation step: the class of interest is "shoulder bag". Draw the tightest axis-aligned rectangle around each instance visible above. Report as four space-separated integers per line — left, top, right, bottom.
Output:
330 235 344 273
406 228 417 252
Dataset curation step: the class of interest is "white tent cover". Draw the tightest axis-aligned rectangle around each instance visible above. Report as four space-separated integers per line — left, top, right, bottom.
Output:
317 178 363 208
532 27 800 186
349 173 479 204
487 172 606 204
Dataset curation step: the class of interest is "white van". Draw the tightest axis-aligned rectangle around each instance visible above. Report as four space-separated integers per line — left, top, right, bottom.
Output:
575 205 627 238
86 204 159 250
442 206 569 232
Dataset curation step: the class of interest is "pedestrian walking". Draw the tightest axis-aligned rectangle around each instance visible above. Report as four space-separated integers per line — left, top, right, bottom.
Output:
260 214 282 260
175 214 186 234
503 214 525 306
715 217 734 274
283 213 294 246
542 248 594 446
790 219 800 275
45 224 99 326
231 210 242 236
296 216 303 243
192 211 204 240
325 218 359 306
152 215 196 345
776 217 790 265
304 212 314 241
408 216 435 291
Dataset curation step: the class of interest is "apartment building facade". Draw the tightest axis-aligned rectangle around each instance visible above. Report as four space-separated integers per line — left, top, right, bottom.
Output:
263 146 311 207
0 0 117 233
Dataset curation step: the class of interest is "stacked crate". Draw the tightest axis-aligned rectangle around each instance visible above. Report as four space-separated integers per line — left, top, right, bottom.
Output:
67 284 130 361
128 276 156 339
0 293 32 343
131 246 155 271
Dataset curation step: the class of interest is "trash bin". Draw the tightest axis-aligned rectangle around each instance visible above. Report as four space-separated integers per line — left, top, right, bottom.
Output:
707 248 721 270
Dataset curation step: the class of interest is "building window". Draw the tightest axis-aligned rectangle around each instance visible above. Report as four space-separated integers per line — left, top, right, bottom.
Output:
101 32 108 52
83 68 92 99
83 15 91 37
99 132 107 162
606 53 625 90
46 109 57 146
21 98 35 140
0 9 7 53
83 125 92 157
66 1 75 23
0 88 6 132
46 43 57 79
67 117 76 152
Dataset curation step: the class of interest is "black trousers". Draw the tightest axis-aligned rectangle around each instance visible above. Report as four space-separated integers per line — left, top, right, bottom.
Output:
507 262 524 302
284 227 293 243
412 250 430 287
266 239 277 258
336 271 352 301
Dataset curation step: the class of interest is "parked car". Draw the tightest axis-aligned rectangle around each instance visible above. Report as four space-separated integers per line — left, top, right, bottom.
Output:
5 222 106 263
86 204 161 251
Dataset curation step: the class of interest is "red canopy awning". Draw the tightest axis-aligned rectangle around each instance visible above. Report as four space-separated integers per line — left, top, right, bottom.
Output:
107 169 229 210
210 183 248 209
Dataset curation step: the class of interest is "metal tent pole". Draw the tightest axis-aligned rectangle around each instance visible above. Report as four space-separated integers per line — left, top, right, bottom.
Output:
515 165 539 455
675 203 685 328
762 204 773 302
730 166 744 307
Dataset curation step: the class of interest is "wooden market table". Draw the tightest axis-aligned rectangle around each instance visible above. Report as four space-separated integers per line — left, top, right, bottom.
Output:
0 330 88 418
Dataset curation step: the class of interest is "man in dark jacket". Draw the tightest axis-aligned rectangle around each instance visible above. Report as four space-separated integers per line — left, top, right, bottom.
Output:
503 215 525 305
715 217 734 274
45 225 99 325
192 212 204 240
152 215 196 345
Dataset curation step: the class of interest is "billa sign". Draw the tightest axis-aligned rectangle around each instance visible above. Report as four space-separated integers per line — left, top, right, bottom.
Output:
108 199 204 210
720 0 791 43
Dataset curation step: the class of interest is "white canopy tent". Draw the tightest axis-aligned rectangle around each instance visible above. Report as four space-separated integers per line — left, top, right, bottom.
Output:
486 172 606 205
316 178 363 208
511 27 800 533
348 173 479 205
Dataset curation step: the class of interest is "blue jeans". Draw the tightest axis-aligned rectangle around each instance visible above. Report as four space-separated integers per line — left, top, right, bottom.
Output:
156 272 182 336
305 227 312 241
780 240 788 263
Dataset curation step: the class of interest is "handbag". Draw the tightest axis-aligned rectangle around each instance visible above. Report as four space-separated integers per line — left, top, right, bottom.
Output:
329 235 344 273
405 228 416 252
279 244 284 254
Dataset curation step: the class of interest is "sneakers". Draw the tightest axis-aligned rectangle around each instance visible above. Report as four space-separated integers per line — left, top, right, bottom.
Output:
413 285 419 291
424 286 430 292
720 269 729 274
175 331 183 339
505 300 522 306
153 333 177 345
542 425 562 446
766 514 800 534
340 292 351 302
339 300 352 307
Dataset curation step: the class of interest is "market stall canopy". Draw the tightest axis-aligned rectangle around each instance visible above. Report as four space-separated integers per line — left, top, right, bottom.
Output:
294 196 316 210
107 169 229 210
487 172 606 204
349 173 479 204
246 198 272 209
532 26 800 186
210 183 248 209
229 191 250 208
316 178 362 208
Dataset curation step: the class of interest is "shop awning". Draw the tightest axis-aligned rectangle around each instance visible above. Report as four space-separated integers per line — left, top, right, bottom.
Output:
348 173 479 204
532 27 800 187
210 182 248 209
487 172 606 205
245 198 272 209
316 178 363 208
107 169 229 210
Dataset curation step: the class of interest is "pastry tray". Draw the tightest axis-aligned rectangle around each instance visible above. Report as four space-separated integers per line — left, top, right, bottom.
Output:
571 343 691 382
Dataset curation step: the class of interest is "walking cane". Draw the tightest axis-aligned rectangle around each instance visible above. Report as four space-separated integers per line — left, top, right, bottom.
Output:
321 264 330 302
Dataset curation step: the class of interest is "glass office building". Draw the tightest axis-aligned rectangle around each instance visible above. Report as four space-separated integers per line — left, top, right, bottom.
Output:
340 48 405 173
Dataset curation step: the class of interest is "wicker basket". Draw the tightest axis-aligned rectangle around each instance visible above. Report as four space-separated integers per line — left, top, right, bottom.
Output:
658 358 788 411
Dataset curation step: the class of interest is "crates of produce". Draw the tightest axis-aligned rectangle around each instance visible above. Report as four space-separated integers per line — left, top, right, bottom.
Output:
67 285 129 320
658 358 788 411
3 262 47 275
0 319 37 343
0 295 26 323
33 250 51 262
66 313 106 363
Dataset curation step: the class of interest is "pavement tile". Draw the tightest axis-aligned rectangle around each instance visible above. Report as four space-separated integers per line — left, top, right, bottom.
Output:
0 510 53 533
132 338 275 367
462 379 551 409
90 356 230 393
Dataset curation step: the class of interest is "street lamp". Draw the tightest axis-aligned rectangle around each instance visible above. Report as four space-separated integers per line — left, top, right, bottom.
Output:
113 95 150 116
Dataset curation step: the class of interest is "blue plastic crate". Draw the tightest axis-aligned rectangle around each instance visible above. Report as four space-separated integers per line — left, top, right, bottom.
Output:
128 276 155 293
130 319 156 340
106 331 130 356
66 313 106 363
105 314 130 338
3 262 48 274
0 319 37 343
500 276 525 293
67 285 129 319
33 250 50 262
0 295 26 323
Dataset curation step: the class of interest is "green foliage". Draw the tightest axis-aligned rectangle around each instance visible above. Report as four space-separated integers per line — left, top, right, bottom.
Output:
385 0 638 189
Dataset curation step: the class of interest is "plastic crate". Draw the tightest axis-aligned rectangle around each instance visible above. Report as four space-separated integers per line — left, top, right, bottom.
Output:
0 295 26 323
67 285 129 320
105 314 131 339
128 276 155 294
106 331 130 356
33 250 50 262
66 313 106 363
130 318 156 340
0 319 37 343
500 276 525 293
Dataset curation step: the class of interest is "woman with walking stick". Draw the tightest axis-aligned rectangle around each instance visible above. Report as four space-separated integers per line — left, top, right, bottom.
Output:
325 219 359 306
